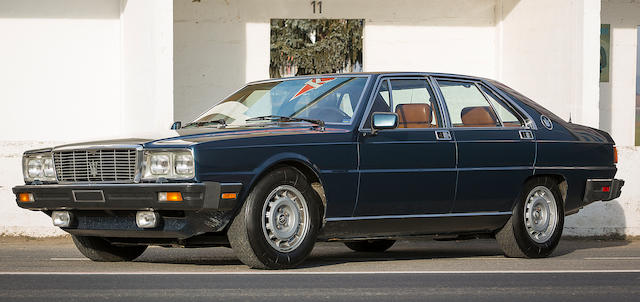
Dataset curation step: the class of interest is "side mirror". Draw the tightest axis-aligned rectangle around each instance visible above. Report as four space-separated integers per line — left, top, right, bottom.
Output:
171 121 182 130
371 112 398 135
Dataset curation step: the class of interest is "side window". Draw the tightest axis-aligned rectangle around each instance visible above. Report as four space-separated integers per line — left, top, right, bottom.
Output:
365 79 441 129
389 79 441 128
479 86 524 127
437 80 500 128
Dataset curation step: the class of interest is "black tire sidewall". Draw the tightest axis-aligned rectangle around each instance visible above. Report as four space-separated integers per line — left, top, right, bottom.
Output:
243 167 321 268
511 177 565 258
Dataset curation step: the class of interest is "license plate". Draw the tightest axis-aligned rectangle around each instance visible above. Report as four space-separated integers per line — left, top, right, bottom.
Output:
72 190 105 202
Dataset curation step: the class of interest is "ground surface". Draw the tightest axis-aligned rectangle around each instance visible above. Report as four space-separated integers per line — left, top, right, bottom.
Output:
1 237 639 301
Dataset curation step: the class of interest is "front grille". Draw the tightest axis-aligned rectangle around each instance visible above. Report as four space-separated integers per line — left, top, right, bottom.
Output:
53 149 138 182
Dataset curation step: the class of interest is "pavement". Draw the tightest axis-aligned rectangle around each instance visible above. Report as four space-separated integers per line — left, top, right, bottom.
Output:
1 237 640 301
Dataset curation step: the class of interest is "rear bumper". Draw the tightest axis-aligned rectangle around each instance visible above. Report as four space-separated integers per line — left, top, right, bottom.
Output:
12 182 241 211
583 178 624 203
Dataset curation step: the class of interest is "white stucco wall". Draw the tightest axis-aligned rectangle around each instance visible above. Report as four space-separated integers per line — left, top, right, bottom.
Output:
564 0 640 237
0 0 174 236
599 0 639 147
497 0 601 128
173 0 498 122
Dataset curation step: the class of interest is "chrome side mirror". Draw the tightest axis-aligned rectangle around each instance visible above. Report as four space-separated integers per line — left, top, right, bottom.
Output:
171 121 182 130
371 112 398 135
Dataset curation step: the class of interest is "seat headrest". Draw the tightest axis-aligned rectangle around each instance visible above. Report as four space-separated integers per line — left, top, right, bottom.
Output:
395 103 433 128
460 106 498 127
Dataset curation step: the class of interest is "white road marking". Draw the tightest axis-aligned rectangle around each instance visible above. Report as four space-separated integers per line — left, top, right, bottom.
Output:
1 270 640 275
50 258 90 261
584 257 640 260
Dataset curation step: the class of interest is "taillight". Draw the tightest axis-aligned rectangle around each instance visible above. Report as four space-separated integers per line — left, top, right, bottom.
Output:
613 146 618 164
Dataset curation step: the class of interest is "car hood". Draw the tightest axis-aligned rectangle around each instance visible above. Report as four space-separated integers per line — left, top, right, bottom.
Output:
49 125 349 150
148 125 349 147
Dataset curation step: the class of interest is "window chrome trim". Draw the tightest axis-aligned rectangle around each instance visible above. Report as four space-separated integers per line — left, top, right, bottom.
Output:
433 77 537 130
481 80 538 130
358 74 449 131
474 82 504 127
326 211 512 222
477 82 530 128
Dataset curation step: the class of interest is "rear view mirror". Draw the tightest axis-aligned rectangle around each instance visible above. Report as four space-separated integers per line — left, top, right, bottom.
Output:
371 112 398 135
171 121 182 130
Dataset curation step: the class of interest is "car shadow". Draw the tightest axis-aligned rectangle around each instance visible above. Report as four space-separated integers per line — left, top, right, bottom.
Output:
134 236 632 268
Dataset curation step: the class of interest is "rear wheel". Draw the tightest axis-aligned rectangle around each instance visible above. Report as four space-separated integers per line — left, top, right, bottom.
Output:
228 167 321 269
496 177 564 258
72 235 147 262
344 240 396 252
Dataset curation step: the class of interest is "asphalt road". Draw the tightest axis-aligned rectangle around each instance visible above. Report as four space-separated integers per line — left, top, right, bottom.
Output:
1 237 640 301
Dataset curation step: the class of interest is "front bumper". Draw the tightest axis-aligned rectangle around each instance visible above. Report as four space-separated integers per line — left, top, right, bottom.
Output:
12 182 242 239
583 178 625 203
12 182 241 211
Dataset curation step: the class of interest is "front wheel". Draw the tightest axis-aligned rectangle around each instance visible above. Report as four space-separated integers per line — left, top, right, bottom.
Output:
228 167 322 269
496 177 564 258
72 235 147 262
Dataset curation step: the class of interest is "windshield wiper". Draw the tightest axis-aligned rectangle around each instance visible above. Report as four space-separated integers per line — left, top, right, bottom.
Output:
182 119 227 129
246 115 325 130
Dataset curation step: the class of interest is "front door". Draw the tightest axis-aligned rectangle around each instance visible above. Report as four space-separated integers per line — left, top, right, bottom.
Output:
433 78 536 213
354 77 457 216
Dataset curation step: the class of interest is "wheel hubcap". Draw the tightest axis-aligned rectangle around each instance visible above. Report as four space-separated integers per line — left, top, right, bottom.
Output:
261 185 310 253
523 186 558 243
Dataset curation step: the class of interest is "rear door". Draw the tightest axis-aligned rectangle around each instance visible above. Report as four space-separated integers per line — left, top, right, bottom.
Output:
433 78 535 213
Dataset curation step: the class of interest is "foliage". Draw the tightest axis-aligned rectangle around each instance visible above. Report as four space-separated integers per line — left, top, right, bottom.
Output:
270 19 363 78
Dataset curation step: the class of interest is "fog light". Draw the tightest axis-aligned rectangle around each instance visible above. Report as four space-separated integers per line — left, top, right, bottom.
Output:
51 211 72 228
136 211 159 228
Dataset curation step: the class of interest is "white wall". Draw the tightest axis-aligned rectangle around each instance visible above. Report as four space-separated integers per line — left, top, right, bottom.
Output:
0 0 122 141
497 0 601 128
599 0 639 147
0 0 174 236
565 0 640 237
173 0 498 122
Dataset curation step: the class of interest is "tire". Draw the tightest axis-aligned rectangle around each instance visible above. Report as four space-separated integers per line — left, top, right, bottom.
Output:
228 166 322 269
344 240 396 252
496 177 565 258
72 235 147 262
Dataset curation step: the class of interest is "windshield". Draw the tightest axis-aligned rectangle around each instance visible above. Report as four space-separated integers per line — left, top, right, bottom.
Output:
190 76 369 127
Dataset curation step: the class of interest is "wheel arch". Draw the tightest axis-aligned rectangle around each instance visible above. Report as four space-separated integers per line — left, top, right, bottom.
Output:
522 174 568 206
244 153 328 223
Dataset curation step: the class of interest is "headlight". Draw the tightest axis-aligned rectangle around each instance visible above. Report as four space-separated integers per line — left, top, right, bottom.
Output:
142 149 195 180
150 154 170 175
175 154 194 175
22 152 56 183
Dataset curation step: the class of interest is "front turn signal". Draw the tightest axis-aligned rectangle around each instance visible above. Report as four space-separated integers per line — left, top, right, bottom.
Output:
221 193 237 200
19 193 34 202
158 192 183 202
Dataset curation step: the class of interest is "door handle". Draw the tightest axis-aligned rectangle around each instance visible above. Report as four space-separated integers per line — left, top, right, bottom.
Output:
519 130 534 140
435 130 452 141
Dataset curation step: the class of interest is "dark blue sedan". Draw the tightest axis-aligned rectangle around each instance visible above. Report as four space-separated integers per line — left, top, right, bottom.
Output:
13 72 624 269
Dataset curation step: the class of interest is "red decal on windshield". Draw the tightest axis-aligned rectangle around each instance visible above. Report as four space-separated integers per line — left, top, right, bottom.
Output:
289 78 336 101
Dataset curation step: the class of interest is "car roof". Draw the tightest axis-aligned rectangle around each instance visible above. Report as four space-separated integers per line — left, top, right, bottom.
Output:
247 72 490 85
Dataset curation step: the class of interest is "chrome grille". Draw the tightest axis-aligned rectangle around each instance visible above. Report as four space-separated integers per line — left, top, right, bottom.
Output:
53 149 138 182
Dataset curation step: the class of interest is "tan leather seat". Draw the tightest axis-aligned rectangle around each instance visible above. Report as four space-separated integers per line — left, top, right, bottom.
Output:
460 106 498 127
395 103 435 128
